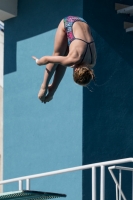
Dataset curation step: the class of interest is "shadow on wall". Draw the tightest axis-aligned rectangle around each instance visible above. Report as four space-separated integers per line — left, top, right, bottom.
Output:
4 0 82 75
83 0 133 199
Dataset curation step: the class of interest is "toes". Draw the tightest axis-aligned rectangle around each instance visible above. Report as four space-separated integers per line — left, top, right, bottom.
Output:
44 96 53 103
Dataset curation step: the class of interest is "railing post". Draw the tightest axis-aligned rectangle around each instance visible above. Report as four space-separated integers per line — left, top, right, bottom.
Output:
108 169 126 200
26 179 30 190
119 170 122 200
100 166 105 200
18 180 23 190
116 184 118 200
92 167 96 200
132 172 133 200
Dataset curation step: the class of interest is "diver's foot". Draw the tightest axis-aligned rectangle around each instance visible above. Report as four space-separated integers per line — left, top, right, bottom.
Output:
43 84 54 103
43 95 53 103
38 87 47 102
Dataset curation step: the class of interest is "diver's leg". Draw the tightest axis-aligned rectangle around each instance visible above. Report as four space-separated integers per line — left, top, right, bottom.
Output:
44 47 69 103
38 19 68 102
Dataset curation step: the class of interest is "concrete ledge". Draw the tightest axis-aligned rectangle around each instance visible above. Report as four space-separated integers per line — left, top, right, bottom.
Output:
0 0 18 21
115 3 130 10
0 86 3 193
115 3 133 16
124 22 133 32
0 31 4 88
124 22 133 29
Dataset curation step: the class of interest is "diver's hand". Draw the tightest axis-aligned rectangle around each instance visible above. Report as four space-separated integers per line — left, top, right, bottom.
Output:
32 56 38 60
32 56 40 65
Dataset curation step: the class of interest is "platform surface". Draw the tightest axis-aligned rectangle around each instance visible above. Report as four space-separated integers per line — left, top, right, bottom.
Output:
0 190 66 200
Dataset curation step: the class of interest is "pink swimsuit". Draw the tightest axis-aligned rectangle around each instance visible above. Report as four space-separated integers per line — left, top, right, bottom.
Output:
63 16 94 64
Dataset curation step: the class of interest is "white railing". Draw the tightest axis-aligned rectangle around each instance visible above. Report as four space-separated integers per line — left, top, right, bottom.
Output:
0 158 133 200
109 165 133 200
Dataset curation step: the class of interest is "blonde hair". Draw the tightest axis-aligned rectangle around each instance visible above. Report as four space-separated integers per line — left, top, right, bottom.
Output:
73 65 95 86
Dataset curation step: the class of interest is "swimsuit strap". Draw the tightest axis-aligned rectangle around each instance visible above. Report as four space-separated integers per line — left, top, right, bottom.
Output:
88 42 94 64
75 38 94 64
79 43 89 64
75 38 94 44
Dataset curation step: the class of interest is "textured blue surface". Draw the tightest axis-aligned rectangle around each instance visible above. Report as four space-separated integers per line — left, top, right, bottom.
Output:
83 0 133 199
4 0 133 199
4 0 82 200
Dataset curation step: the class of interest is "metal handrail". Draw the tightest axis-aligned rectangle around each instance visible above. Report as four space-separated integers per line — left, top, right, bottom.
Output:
0 158 133 200
108 164 133 200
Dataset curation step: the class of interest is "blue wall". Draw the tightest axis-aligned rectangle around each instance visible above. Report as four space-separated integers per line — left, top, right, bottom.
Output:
4 0 83 199
83 0 133 199
4 0 133 199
